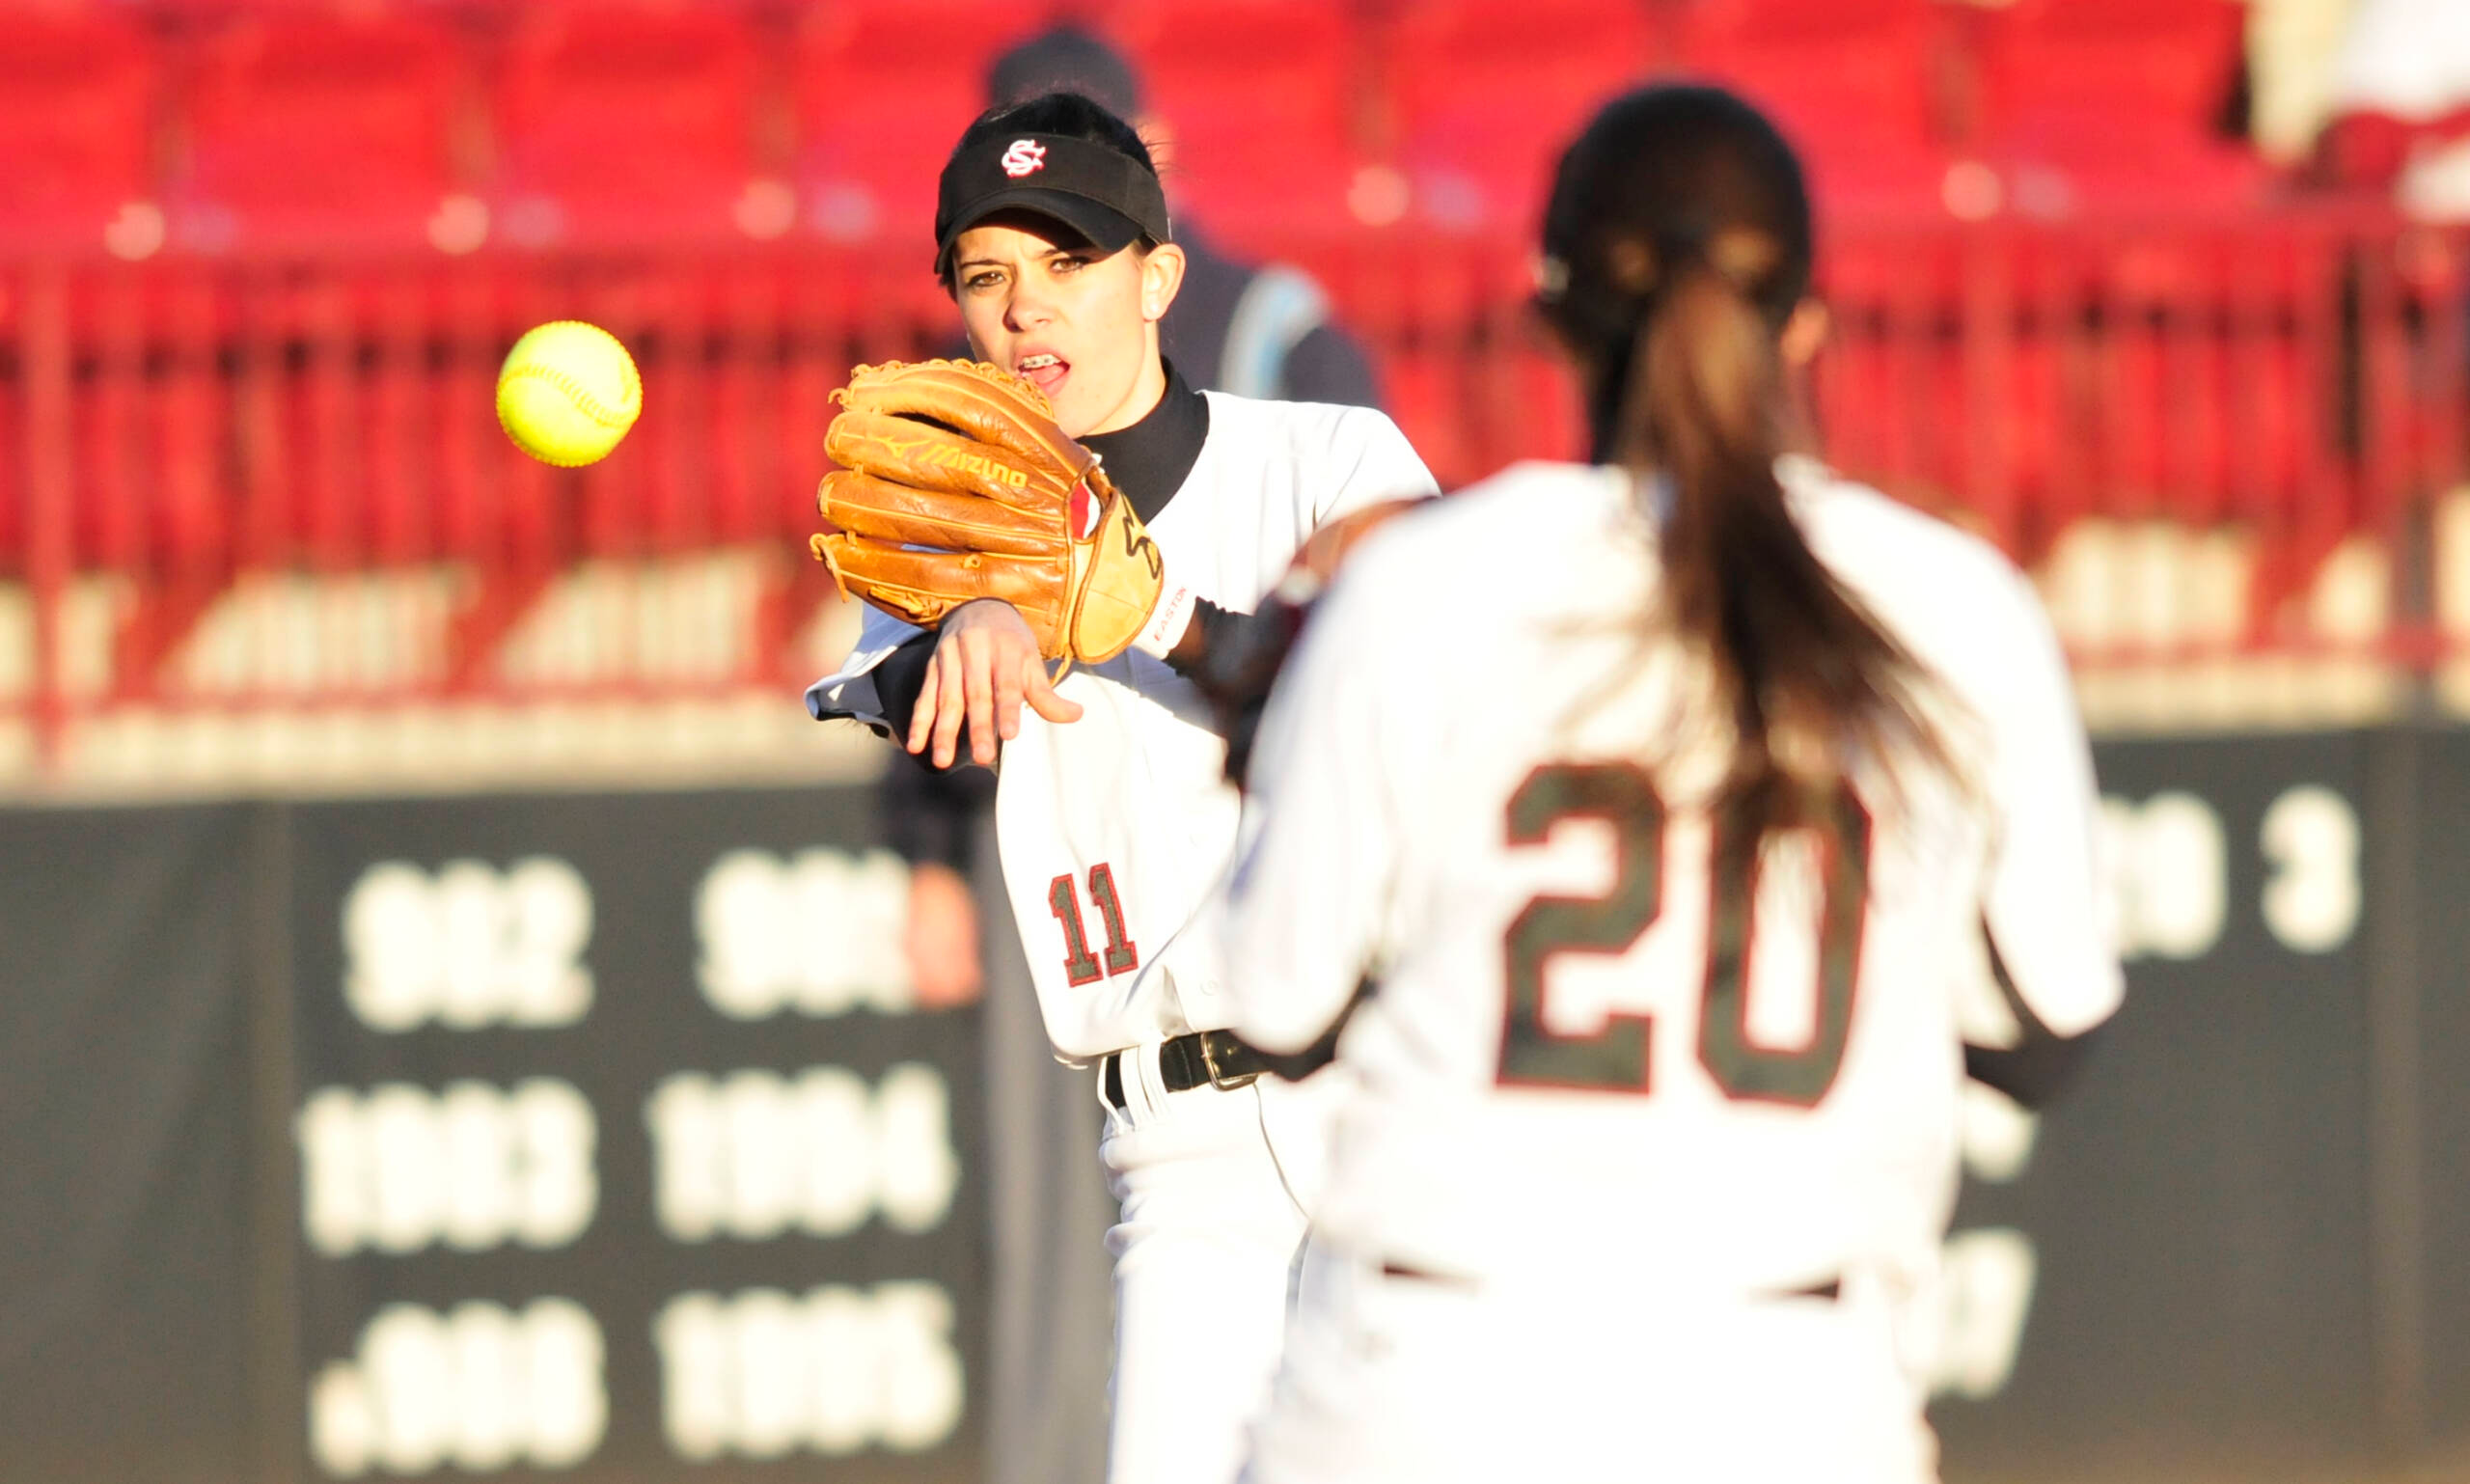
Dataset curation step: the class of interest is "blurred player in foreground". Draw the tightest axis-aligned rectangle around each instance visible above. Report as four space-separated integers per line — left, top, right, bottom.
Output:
1219 85 2123 1484
807 91 1437 1484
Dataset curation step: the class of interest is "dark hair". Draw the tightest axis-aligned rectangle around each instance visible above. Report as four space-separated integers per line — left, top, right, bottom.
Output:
1537 85 1946 843
951 91 1156 181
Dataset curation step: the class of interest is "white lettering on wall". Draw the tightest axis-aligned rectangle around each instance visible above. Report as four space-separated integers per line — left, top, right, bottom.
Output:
343 858 593 1031
2260 784 2362 953
644 1064 958 1242
2100 791 2227 961
296 1080 596 1255
309 1298 606 1475
693 848 914 1019
1929 1229 2039 1400
652 1283 964 1460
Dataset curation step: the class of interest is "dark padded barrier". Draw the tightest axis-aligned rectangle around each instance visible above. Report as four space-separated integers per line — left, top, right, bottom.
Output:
0 734 2462 1483
284 788 984 1484
0 804 258 1484
2398 731 2470 1449
1937 733 2396 1479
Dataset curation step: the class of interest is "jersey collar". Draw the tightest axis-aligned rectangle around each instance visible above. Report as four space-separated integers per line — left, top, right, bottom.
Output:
1080 359 1209 525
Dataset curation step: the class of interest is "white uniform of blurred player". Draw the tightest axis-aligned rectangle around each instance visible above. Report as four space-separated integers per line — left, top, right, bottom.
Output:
806 92 1436 1484
1217 86 2123 1484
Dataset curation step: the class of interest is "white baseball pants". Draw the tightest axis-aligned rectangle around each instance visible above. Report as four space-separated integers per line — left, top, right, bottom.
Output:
1242 1243 1938 1484
1095 1046 1342 1484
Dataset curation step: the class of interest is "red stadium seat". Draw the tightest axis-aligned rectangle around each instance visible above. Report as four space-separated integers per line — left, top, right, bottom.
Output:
793 0 1049 246
1387 0 1656 234
1974 0 2269 216
178 14 460 254
0 378 18 579
1113 1 1364 241
493 7 761 248
1379 346 1481 488
1670 0 1952 218
0 13 156 255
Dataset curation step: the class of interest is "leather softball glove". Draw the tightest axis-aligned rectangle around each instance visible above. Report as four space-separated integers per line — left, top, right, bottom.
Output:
810 359 1165 669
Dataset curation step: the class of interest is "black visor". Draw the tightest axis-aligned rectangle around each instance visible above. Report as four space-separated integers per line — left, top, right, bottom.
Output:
934 132 1171 274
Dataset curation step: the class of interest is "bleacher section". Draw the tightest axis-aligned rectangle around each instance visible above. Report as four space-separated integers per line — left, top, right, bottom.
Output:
0 0 2460 790
6 0 2285 253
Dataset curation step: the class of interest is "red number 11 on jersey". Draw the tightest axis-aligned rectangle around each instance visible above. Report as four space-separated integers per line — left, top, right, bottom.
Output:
1049 865 1139 986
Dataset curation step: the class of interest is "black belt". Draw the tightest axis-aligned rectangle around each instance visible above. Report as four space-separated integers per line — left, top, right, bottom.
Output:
1102 1030 1270 1111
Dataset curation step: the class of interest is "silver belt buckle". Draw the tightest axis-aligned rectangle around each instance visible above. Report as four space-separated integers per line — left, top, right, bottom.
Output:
1197 1031 1259 1091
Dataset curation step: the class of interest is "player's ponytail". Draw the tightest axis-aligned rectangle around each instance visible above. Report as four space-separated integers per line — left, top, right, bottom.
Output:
1632 252 1938 840
1542 85 1947 844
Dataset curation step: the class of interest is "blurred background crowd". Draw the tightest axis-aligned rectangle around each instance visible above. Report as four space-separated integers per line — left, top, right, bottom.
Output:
2 0 2470 797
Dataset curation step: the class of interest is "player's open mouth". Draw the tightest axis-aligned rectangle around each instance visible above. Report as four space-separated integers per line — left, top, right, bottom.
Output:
1016 353 1069 395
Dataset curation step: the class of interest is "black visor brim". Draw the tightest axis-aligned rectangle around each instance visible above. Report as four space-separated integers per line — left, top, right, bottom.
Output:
935 189 1146 274
934 130 1170 275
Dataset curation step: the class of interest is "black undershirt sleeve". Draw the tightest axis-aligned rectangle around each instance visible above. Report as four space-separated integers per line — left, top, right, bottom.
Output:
1166 599 1302 785
872 634 983 772
1965 1026 2103 1109
1964 924 2106 1109
877 591 1275 776
870 594 1254 774
879 744 995 868
1164 598 1284 683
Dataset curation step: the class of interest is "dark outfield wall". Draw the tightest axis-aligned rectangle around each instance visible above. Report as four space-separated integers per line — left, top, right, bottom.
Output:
1935 732 2388 1481
0 787 984 1484
0 731 2461 1483
0 805 258 1484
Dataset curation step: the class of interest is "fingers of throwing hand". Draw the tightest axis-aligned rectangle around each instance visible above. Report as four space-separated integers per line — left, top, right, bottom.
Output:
929 635 971 768
905 652 941 756
1023 657 1084 724
992 647 1028 746
961 629 1002 766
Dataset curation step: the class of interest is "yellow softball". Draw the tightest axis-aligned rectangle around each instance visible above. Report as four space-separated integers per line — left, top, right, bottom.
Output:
496 320 642 467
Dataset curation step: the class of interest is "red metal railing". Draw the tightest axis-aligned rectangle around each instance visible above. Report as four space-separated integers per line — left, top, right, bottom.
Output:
3 214 2465 760
1817 217 2468 560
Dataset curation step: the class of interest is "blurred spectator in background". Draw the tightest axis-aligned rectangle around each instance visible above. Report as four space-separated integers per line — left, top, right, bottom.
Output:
2313 0 2470 218
876 27 1393 1484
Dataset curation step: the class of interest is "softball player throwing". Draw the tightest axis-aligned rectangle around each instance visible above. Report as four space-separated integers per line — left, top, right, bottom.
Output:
806 93 1437 1484
1219 86 2122 1484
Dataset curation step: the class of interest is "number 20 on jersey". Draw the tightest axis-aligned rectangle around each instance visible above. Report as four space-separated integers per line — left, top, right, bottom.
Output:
1499 762 1870 1107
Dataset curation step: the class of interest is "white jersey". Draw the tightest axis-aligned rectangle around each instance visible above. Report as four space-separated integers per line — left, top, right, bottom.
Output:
809 390 1438 1059
1221 456 2122 1294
